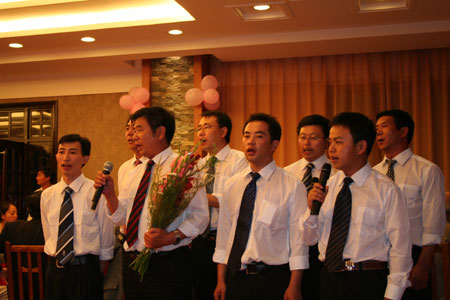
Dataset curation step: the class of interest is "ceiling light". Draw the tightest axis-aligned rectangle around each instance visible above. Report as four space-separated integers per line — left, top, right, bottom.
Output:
8 43 23 48
81 36 95 42
168 29 183 35
253 5 270 11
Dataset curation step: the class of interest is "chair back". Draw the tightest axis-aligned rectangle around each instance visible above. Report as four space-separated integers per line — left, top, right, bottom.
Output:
5 241 46 300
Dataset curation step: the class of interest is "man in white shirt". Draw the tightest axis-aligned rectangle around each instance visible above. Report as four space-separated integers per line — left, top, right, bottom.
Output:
192 111 247 300
374 109 446 300
285 114 331 300
41 134 115 300
95 106 209 300
303 112 412 300
213 113 308 300
104 117 145 300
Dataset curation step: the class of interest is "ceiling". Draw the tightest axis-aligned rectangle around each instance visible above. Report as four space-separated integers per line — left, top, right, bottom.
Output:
1 0 450 81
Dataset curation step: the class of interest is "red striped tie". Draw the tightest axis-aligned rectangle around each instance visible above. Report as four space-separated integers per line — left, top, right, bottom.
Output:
126 160 155 247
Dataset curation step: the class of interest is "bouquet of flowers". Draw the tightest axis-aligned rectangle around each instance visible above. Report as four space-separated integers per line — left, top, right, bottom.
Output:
130 142 216 281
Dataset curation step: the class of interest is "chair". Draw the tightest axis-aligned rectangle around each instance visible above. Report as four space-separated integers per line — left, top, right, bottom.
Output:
5 241 46 300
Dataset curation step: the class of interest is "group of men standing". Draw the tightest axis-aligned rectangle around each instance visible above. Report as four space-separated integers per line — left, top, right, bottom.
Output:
39 106 446 300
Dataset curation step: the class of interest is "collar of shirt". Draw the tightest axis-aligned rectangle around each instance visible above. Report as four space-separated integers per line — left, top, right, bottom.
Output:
335 162 371 189
244 159 276 181
383 148 413 167
58 173 86 195
150 146 174 166
133 155 149 166
299 154 329 171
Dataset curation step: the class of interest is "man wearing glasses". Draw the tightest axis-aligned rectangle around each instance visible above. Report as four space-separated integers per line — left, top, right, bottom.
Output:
285 114 334 300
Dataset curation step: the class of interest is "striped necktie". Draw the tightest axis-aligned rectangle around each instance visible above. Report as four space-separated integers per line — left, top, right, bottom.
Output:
324 177 353 272
227 172 261 274
56 186 74 265
206 156 218 194
126 160 155 247
386 159 397 182
302 163 314 193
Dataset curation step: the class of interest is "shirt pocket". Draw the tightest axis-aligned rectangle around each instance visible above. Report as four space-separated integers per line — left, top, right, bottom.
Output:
355 206 382 237
79 209 99 239
255 200 286 230
400 184 421 219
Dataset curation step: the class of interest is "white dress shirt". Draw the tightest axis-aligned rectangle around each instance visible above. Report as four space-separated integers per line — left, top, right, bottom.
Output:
107 147 209 252
213 160 309 271
373 148 446 246
199 145 248 230
301 163 412 300
117 155 149 199
284 154 335 184
41 173 115 261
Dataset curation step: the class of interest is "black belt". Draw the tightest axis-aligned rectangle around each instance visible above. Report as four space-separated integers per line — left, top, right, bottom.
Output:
334 260 388 272
126 246 189 260
48 254 98 269
239 262 289 275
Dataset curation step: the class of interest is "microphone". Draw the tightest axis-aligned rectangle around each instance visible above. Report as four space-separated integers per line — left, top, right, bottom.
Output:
91 161 113 211
311 163 331 215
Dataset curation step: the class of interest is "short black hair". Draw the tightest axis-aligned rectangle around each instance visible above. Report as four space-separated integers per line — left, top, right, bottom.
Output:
376 109 415 144
201 111 232 143
330 112 376 156
243 113 282 142
131 106 176 144
0 202 13 221
26 191 42 219
37 166 56 184
296 114 330 137
58 134 91 156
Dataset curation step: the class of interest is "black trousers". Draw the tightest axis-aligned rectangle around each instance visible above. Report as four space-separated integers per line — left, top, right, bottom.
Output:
301 244 323 300
122 246 192 300
191 235 217 300
225 264 290 300
45 256 103 300
402 245 432 300
320 267 388 300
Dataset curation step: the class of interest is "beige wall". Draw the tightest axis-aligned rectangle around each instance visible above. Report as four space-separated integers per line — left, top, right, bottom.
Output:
0 93 133 191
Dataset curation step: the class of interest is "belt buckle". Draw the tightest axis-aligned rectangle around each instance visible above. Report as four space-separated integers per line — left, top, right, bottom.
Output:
245 268 258 275
344 260 354 271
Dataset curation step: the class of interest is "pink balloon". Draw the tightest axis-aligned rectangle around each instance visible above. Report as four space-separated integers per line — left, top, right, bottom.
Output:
129 87 139 97
134 87 150 104
201 75 218 91
203 89 219 104
204 99 220 111
185 88 203 106
119 95 135 110
130 103 145 114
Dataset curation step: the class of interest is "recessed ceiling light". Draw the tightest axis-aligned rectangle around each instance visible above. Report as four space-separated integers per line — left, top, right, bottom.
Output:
8 43 23 48
253 4 270 11
81 36 95 42
168 29 183 35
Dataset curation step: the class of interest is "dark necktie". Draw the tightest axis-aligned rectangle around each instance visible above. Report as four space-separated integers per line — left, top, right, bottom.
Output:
324 177 353 272
206 156 218 194
227 172 261 274
56 186 74 265
126 160 155 247
302 163 314 193
386 159 397 182
134 158 142 166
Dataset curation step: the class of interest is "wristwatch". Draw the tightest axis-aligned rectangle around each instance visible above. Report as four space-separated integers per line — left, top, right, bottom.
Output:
173 229 182 245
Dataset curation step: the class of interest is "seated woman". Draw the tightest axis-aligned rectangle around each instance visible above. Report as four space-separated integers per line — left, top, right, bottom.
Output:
0 192 46 300
0 202 17 233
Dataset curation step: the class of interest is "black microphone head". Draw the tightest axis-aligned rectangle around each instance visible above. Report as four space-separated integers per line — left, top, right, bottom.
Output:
103 161 114 174
311 177 319 184
318 163 331 187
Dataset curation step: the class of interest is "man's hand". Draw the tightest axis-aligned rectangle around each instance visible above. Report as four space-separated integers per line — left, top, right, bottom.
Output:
214 281 227 300
284 270 303 300
207 194 219 208
94 171 115 199
307 183 327 210
409 263 430 290
144 228 172 249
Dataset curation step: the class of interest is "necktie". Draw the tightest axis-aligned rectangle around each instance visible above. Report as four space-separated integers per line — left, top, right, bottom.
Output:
126 160 155 247
206 156 218 194
227 172 261 274
324 177 353 272
386 159 397 182
55 186 74 265
134 159 142 166
302 163 314 193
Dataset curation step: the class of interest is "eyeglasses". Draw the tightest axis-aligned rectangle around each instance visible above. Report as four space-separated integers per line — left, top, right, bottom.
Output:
197 125 216 133
299 135 325 142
